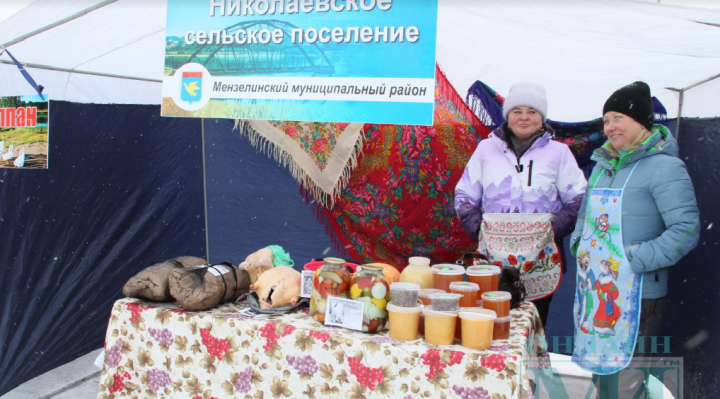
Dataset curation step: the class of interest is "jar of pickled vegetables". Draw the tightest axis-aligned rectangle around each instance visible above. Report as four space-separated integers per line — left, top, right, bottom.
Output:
310 258 352 323
350 264 390 333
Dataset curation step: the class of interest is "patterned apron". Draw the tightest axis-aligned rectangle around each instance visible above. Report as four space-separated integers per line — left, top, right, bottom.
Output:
572 162 643 375
477 213 562 301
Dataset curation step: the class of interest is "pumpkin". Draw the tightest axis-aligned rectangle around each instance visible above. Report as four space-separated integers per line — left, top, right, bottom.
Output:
367 263 401 284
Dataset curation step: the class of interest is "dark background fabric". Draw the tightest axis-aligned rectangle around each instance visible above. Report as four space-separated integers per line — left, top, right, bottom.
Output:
662 117 720 397
202 118 340 268
0 102 206 395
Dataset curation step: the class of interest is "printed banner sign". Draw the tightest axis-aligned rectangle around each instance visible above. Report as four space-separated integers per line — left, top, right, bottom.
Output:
0 95 49 169
162 0 438 125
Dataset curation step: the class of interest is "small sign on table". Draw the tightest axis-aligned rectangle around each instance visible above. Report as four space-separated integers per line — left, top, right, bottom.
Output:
300 270 314 298
324 296 364 331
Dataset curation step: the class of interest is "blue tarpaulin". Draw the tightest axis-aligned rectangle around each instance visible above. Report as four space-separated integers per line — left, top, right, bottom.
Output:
202 118 340 265
0 102 206 395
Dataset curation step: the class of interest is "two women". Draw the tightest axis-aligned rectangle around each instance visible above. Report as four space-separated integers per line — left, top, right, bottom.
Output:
454 81 587 327
455 80 699 397
570 82 699 397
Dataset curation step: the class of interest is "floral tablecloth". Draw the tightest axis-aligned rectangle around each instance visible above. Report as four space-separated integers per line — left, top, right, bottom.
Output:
98 298 548 399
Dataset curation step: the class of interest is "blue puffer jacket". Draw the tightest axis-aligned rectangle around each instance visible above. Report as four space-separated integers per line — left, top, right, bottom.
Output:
570 125 700 299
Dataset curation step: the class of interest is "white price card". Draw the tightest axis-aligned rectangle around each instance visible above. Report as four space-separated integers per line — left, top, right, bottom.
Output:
324 296 364 331
301 270 314 298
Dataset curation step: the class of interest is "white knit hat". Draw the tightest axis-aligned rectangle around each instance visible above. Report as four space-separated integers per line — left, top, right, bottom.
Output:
502 81 548 121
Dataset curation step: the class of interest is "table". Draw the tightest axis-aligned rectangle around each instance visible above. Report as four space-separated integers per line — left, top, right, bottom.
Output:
97 298 548 399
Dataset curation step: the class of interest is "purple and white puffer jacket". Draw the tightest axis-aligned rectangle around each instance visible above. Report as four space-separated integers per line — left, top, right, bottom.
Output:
454 123 587 242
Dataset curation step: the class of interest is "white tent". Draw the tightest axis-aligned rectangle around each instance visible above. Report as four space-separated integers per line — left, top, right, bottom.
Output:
437 0 720 121
1 0 719 121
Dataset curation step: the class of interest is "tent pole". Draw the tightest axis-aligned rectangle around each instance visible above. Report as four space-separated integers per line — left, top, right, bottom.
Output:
682 72 720 91
0 60 161 82
676 90 684 145
665 72 720 146
666 87 684 146
1 0 120 48
201 118 210 262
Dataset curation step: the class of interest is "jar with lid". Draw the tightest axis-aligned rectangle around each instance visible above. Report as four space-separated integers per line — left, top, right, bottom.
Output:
466 265 501 296
399 256 433 289
350 264 390 333
310 257 352 323
430 264 465 292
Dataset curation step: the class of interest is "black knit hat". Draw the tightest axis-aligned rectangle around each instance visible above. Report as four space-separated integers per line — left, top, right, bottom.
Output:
602 81 654 130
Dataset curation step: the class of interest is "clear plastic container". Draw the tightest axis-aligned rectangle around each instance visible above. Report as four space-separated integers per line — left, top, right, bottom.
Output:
449 281 480 308
399 256 433 289
481 291 512 318
493 315 511 340
459 307 488 313
454 307 495 341
459 310 497 349
428 293 462 312
389 282 420 307
430 264 465 292
418 288 445 306
387 302 422 340
422 308 457 345
418 289 444 336
466 265 501 296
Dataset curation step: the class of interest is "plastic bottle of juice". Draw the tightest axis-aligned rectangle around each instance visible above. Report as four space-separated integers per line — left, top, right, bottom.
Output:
399 256 433 289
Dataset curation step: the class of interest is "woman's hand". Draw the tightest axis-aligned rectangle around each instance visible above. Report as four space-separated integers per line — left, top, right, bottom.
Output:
624 243 642 274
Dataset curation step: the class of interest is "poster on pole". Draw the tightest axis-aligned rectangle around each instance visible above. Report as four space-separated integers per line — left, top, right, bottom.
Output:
0 95 49 169
162 0 438 125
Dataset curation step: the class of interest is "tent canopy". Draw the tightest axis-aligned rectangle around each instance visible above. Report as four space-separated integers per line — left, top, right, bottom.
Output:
1 0 720 119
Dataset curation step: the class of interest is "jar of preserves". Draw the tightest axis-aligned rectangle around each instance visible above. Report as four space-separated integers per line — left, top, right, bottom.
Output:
399 256 433 288
430 264 465 292
350 264 390 333
310 257 351 323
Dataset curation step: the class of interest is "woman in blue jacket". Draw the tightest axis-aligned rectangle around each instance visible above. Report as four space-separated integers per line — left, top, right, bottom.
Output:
570 82 699 398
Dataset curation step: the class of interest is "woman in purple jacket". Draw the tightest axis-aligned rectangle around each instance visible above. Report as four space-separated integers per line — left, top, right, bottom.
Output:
454 82 587 327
